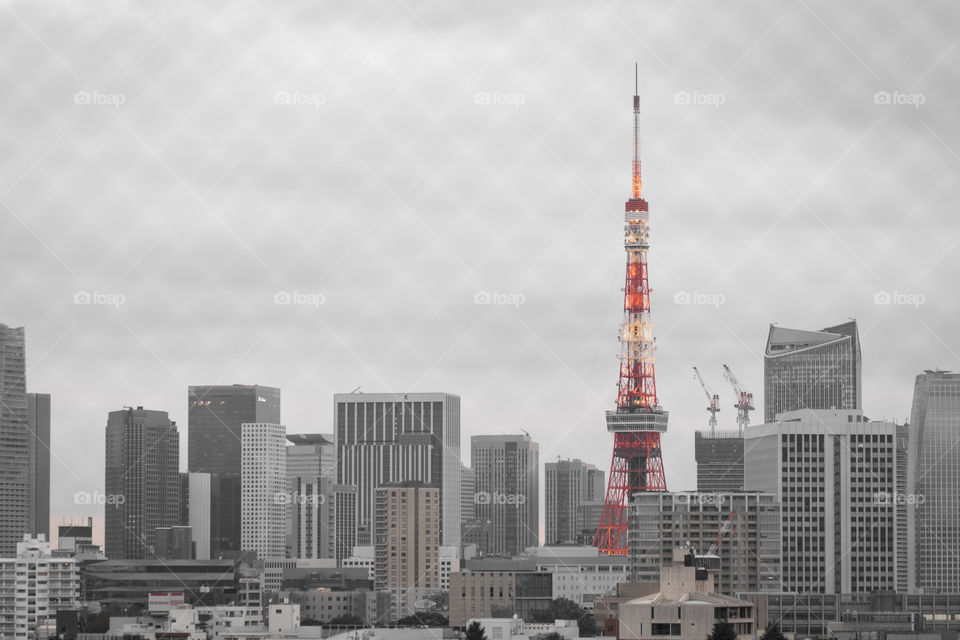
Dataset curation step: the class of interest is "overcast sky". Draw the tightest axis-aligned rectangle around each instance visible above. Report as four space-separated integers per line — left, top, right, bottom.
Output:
2 1 959 541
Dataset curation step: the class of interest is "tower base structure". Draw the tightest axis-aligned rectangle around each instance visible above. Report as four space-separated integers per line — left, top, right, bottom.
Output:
594 409 668 555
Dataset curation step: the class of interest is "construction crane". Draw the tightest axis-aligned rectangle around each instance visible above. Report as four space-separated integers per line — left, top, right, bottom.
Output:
722 364 754 435
692 366 721 434
706 509 736 555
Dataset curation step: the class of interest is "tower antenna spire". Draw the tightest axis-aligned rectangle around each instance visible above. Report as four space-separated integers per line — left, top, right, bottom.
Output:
632 64 642 199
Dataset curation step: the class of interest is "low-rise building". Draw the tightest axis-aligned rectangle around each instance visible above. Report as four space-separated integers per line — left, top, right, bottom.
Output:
468 617 580 640
618 550 755 640
529 545 627 610
450 558 553 627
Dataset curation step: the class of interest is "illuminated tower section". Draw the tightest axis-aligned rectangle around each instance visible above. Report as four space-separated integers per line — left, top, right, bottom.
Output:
593 71 668 556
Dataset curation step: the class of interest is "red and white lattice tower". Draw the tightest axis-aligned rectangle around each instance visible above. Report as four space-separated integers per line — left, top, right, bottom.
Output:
593 68 668 556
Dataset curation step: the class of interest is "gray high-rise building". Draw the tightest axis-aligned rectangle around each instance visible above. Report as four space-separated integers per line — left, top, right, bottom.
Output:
629 491 782 594
285 434 357 563
0 324 29 557
471 434 539 556
764 320 861 422
188 384 280 557
104 407 180 559
544 459 604 545
908 371 960 593
26 393 50 542
744 409 900 594
461 464 475 522
335 392 460 547
694 430 744 492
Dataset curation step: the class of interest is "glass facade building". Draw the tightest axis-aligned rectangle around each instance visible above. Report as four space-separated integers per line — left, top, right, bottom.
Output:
907 371 960 593
763 321 861 422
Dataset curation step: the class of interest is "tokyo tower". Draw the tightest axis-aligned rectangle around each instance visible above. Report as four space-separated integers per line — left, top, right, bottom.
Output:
593 67 669 556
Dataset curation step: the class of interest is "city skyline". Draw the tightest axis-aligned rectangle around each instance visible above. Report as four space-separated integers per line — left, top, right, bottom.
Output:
2 3 958 535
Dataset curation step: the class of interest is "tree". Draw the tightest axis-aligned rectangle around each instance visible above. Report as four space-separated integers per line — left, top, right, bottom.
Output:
707 621 738 640
760 624 786 640
533 634 565 640
465 621 487 640
326 614 364 627
394 612 449 627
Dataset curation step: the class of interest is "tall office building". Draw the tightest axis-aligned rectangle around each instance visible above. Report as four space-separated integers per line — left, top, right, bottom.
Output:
186 472 212 560
544 459 604 545
907 371 960 593
26 393 50 541
744 409 899 594
288 475 357 563
104 407 180 559
188 384 280 557
285 433 356 562
286 433 335 479
629 491 781 594
461 464 475 519
694 431 744 492
0 324 29 557
335 392 460 546
241 422 286 560
374 483 440 617
764 320 861 422
471 434 539 556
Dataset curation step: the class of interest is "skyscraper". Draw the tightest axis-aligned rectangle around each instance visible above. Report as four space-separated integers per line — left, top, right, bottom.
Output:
335 392 460 546
104 407 180 559
188 384 280 557
471 434 539 556
693 430 744 492
744 409 899 594
374 483 440 617
0 324 29 557
763 320 861 422
908 370 960 593
285 434 357 563
26 393 50 541
241 422 287 560
545 459 604 545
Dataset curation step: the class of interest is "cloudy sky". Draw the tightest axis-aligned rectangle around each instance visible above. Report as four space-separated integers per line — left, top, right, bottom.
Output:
2 1 959 541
